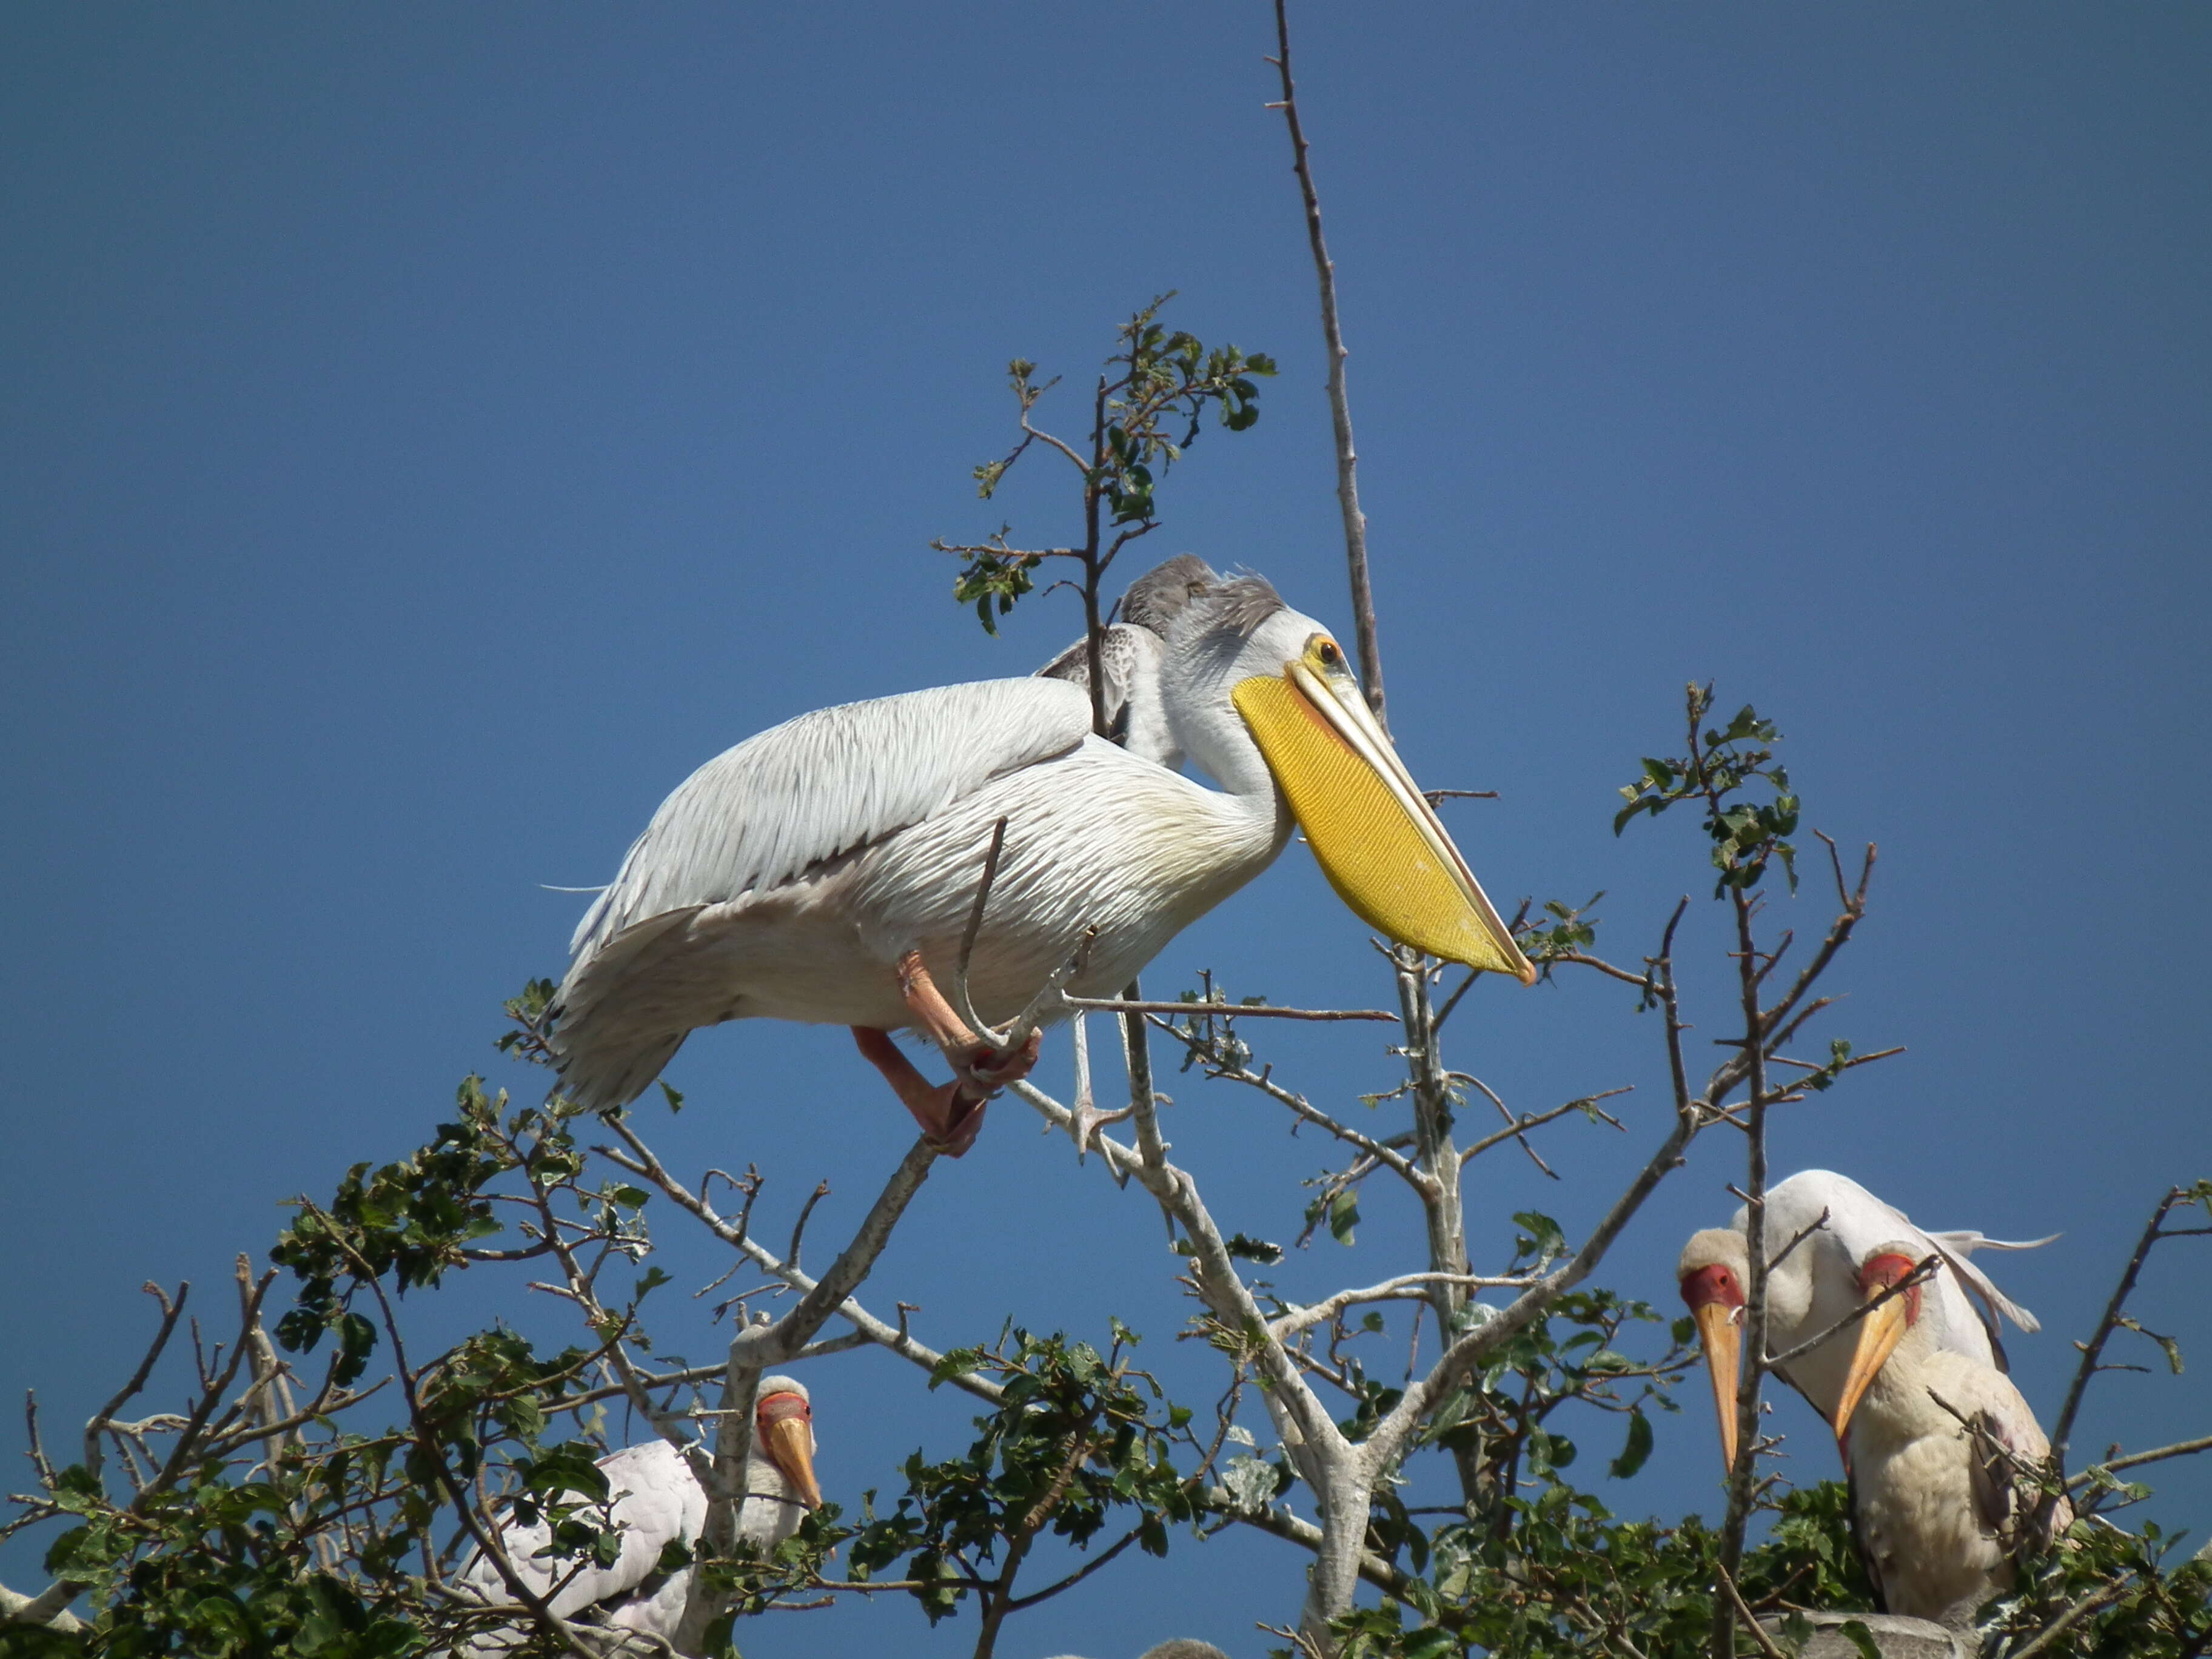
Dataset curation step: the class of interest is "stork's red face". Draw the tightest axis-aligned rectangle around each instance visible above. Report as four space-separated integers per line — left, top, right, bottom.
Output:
1678 1248 1748 1473
1680 1262 1745 1317
1855 1251 1925 1321
755 1389 822 1510
1831 1247 1927 1443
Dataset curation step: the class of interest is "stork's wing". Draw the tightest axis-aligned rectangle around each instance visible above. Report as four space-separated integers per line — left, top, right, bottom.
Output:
1926 1230 2054 1337
455 1441 705 1643
1959 1383 2071 1554
1965 1409 2022 1540
569 677 1091 961
1752 1171 2046 1369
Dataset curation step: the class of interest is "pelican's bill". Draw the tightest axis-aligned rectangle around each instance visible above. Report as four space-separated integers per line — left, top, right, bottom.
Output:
1232 662 1535 982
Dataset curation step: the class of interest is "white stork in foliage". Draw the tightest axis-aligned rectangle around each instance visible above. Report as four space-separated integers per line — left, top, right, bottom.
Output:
1832 1240 2073 1623
454 1377 820 1654
549 558 1533 1154
1676 1170 2052 1468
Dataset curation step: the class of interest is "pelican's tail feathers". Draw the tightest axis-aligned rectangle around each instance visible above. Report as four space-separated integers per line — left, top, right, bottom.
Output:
546 907 706 1113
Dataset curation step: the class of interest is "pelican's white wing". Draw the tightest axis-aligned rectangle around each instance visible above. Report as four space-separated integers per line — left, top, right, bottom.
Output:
570 678 1091 960
551 677 1091 1109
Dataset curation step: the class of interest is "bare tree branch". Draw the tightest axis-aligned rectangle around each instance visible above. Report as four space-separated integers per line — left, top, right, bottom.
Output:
2051 1184 2208 1467
1269 0 1383 721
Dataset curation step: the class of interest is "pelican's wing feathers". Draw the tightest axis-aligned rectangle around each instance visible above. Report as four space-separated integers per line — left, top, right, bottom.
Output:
569 677 1091 960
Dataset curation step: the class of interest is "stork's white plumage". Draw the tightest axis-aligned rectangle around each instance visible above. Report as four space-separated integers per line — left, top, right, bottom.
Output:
1832 1243 2071 1624
549 559 1533 1151
1678 1170 2052 1467
454 1378 819 1655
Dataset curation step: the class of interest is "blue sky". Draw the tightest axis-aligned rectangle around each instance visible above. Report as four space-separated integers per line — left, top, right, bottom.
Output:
2 7 2206 1655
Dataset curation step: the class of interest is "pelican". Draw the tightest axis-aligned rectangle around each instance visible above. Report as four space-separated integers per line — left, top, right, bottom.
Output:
454 1377 820 1654
1034 553 1212 768
1677 1170 2052 1467
1831 1241 2071 1623
549 558 1535 1150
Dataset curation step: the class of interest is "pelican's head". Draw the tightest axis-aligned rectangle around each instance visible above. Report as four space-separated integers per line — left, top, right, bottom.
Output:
1678 1228 1749 1472
1117 553 1215 634
1829 1242 1928 1444
1161 569 1535 982
754 1375 822 1510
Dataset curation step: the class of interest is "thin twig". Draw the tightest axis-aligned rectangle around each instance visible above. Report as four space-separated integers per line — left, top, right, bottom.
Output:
1270 0 1384 722
82 1283 189 1479
1456 1086 1631 1168
2051 1185 2195 1466
1766 1206 1831 1275
953 816 1009 1040
2005 1578 2137 1659
2066 1433 2212 1490
1271 1273 1538 1339
1150 1036 1422 1185
1064 996 1395 1022
1763 1255 1940 1373
787 1182 830 1273
1429 967 1481 1031
1713 1561 1790 1659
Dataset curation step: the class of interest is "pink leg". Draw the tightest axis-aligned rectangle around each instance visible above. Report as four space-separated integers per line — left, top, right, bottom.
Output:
896 951 1042 1093
846 953 1045 1157
851 1027 987 1157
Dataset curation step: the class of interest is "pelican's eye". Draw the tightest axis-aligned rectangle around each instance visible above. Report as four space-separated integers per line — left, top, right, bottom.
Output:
1313 638 1342 668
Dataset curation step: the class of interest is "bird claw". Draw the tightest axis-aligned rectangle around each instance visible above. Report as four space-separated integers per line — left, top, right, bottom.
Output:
927 1086 988 1159
1067 1098 1135 1162
953 1029 1042 1094
920 1033 1038 1159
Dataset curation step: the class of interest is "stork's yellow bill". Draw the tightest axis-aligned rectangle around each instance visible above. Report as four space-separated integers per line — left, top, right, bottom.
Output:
1233 636 1536 983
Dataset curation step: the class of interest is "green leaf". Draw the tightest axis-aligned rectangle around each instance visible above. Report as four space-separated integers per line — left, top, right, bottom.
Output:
1328 1190 1360 1246
658 1081 684 1114
1608 1409 1654 1480
1837 1620 1883 1659
1512 1211 1566 1268
929 1347 984 1387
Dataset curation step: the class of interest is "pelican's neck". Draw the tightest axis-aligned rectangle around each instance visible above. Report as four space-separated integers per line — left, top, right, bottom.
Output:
1167 668 1282 806
1170 696 1293 880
